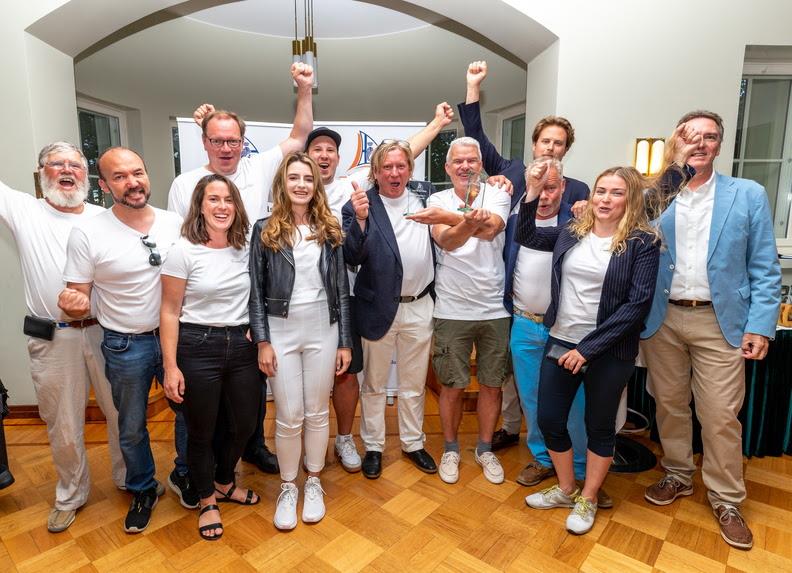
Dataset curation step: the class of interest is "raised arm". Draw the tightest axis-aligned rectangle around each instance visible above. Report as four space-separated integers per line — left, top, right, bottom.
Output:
407 102 455 159
279 63 315 155
514 162 562 251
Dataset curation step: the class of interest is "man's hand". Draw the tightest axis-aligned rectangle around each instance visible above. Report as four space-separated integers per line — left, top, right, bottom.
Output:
350 181 369 223
571 200 588 219
58 287 91 318
291 62 314 89
558 348 587 374
257 342 278 377
163 367 185 404
487 175 513 196
525 162 550 202
193 103 215 126
406 206 459 226
467 61 488 87
463 208 491 229
669 122 702 166
434 102 454 128
741 333 769 360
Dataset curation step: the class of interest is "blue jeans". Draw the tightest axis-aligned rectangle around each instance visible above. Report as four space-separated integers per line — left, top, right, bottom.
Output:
510 315 587 479
101 328 161 493
173 410 188 476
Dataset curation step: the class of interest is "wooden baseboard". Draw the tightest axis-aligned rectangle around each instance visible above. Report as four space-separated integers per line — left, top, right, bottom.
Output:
7 387 169 421
7 405 39 419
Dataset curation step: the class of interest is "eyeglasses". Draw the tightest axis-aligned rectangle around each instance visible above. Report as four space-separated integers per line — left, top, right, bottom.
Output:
207 138 243 149
45 160 85 172
380 139 411 149
140 235 162 266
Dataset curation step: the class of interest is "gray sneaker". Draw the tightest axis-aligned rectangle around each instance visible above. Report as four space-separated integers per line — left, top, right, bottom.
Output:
525 484 580 509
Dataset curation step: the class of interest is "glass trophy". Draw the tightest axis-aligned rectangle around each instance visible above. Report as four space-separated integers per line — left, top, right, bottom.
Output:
403 182 425 217
458 172 486 212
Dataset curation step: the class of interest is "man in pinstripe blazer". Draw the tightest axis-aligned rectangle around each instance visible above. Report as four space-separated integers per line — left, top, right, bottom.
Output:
641 110 781 550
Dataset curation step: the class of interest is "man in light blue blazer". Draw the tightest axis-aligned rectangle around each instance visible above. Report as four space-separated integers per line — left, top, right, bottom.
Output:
641 110 781 551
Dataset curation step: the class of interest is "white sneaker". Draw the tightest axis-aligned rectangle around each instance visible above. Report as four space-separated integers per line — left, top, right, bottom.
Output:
335 435 362 472
302 476 326 523
274 482 299 530
566 496 597 535
525 484 580 509
474 450 504 484
438 451 460 484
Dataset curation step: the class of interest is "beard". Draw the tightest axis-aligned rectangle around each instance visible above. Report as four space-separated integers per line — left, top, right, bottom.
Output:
114 187 151 209
40 171 89 208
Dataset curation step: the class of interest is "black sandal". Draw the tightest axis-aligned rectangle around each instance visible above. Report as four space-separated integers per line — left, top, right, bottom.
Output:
198 504 223 541
215 483 259 506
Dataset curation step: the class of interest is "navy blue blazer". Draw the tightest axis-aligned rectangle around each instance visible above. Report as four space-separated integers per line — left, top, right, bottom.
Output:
515 197 660 362
503 200 572 313
342 182 434 341
457 101 590 211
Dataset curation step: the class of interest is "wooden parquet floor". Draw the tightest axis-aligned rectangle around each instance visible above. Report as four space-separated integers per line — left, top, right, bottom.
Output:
1 394 792 573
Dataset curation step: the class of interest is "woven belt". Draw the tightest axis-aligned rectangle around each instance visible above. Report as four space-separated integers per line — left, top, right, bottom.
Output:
669 299 712 307
395 283 432 304
513 308 544 323
56 317 99 329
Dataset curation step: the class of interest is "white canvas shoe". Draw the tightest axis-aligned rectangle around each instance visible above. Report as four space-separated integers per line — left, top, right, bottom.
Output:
438 451 461 484
474 450 504 484
335 435 362 472
302 476 326 523
273 482 299 530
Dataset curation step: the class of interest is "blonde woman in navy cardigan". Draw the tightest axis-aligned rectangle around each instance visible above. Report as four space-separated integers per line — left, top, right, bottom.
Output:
517 162 660 535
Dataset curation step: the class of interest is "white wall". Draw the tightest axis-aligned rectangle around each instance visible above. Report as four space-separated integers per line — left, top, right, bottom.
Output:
507 0 792 187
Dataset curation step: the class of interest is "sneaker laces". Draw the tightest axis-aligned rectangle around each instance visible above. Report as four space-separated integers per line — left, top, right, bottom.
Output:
658 475 685 489
278 483 298 507
337 436 357 458
441 451 460 464
477 451 502 471
573 496 595 517
304 478 325 502
717 505 746 527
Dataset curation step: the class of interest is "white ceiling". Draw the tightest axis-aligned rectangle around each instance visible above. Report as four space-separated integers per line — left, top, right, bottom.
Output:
186 0 430 39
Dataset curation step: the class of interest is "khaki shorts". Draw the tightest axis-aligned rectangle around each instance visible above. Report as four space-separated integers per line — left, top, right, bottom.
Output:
432 317 510 389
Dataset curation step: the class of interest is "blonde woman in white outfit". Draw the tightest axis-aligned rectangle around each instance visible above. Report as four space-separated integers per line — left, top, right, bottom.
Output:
249 152 352 530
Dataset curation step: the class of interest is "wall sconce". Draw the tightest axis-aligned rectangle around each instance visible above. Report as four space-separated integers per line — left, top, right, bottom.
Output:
634 138 665 175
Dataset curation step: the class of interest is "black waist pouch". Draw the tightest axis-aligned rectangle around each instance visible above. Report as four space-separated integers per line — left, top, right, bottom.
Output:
23 316 55 341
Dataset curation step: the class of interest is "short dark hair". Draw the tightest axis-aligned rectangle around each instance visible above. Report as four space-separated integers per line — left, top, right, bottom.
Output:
677 110 724 140
182 174 249 250
201 110 246 139
532 116 575 150
96 146 147 181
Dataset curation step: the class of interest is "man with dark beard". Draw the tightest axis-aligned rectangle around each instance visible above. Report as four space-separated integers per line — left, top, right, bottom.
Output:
60 146 182 534
0 142 125 533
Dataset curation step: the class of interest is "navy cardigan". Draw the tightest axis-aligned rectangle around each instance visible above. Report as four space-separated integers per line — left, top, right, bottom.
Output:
514 197 660 362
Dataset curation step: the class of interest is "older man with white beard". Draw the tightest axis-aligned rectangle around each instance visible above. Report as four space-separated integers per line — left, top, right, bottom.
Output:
0 142 125 533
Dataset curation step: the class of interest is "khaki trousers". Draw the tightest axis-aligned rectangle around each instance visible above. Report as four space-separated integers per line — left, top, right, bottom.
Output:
642 305 746 507
27 324 126 510
360 295 433 453
500 375 523 435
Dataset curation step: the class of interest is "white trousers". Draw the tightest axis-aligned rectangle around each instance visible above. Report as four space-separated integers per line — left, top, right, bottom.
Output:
27 324 125 510
268 300 338 482
360 295 433 453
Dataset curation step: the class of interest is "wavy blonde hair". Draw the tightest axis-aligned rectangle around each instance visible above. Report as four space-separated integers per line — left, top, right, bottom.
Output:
570 166 658 254
259 152 343 251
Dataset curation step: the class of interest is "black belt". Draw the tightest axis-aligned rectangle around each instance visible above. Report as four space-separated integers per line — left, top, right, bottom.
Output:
669 299 712 307
136 328 160 336
395 283 432 304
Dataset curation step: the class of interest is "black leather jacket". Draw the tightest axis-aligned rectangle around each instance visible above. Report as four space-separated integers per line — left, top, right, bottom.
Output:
249 218 352 348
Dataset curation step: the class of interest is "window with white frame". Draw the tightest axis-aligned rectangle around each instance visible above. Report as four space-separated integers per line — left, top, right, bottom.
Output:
77 99 127 206
501 113 526 162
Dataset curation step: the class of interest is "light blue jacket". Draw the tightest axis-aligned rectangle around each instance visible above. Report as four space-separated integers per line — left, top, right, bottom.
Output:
642 173 781 347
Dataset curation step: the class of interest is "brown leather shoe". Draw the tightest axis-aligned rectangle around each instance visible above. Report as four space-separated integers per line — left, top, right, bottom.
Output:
713 505 753 550
575 481 613 509
644 475 693 506
516 461 555 486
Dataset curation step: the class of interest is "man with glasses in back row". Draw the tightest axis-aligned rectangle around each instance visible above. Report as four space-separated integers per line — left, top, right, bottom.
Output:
0 142 126 533
59 146 182 534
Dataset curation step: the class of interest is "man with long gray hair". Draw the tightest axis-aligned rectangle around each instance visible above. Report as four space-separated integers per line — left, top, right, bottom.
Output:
0 142 125 533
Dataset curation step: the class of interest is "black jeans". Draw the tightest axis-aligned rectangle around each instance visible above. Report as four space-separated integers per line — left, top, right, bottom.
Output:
537 336 635 458
178 323 261 498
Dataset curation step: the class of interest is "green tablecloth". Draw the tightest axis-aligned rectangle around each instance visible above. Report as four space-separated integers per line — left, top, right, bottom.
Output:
627 329 792 458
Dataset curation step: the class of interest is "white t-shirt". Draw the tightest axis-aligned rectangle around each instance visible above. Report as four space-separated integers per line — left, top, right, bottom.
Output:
428 185 511 320
550 232 613 344
324 168 370 222
167 147 283 222
0 182 104 320
291 225 326 305
512 215 557 315
160 237 250 326
63 208 183 333
380 190 434 297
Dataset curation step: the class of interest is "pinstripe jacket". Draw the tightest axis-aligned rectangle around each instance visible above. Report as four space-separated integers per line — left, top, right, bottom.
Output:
515 197 660 362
